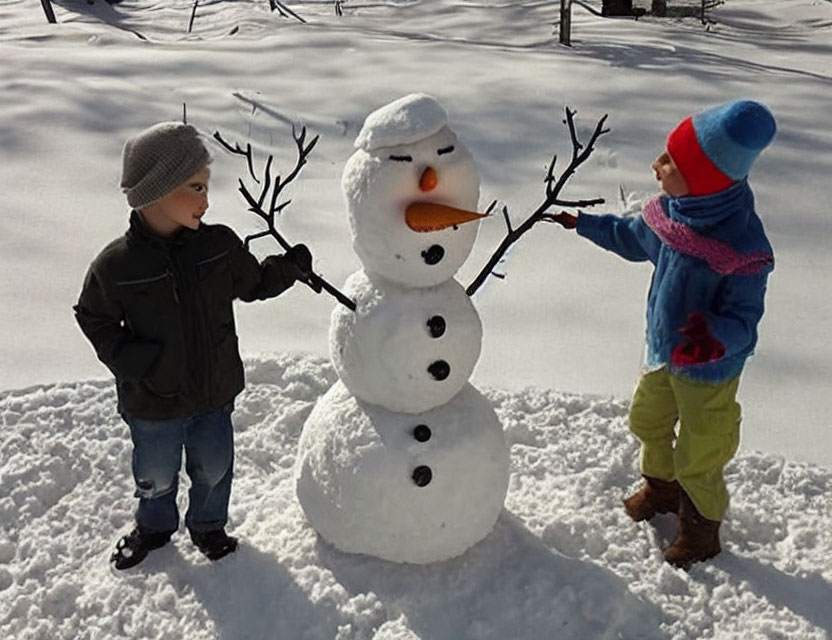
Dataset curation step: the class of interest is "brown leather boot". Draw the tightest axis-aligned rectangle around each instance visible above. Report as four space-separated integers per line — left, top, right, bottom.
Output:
663 491 721 569
623 475 680 522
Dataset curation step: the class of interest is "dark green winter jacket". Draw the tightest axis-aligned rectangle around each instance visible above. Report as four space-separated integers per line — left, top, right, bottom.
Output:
75 211 301 420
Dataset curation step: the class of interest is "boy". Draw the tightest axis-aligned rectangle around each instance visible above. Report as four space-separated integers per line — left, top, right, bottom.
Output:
553 100 776 567
75 122 318 570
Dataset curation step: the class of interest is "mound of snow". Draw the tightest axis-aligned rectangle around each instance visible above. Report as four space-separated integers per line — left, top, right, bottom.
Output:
1 353 830 639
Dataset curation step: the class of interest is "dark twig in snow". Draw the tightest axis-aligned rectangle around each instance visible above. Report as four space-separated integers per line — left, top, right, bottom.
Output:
466 107 609 297
40 0 57 24
188 0 199 33
269 0 307 23
213 128 356 311
571 1 604 18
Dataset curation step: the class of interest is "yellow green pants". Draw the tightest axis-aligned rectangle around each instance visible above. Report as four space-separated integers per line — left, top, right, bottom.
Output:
629 367 741 521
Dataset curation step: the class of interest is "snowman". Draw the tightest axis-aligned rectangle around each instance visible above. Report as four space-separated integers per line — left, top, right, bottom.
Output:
295 94 510 564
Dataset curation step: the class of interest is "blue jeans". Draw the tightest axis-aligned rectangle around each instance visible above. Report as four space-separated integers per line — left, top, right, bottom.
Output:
126 407 234 535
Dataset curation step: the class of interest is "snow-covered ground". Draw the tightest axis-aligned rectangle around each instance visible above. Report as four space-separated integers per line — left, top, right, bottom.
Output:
2 354 831 639
1 0 831 638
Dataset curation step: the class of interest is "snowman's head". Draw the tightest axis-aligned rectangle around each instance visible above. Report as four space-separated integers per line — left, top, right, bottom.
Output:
343 94 482 288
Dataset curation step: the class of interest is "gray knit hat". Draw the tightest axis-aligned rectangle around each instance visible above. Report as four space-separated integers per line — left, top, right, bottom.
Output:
120 122 212 209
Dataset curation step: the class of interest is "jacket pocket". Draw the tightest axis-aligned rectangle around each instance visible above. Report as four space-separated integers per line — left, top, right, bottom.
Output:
143 339 184 398
117 271 179 333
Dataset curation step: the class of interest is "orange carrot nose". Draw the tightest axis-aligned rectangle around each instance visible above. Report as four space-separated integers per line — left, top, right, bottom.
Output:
419 167 438 192
405 202 488 232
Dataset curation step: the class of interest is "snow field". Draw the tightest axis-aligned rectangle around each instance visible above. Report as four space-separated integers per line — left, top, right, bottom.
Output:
1 354 829 639
2 0 832 636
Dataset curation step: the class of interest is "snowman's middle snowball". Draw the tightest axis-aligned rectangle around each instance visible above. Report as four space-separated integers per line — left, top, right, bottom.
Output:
330 269 483 414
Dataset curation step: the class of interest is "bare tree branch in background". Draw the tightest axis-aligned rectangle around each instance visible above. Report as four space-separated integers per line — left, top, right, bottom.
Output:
269 0 307 23
188 0 199 33
41 0 57 24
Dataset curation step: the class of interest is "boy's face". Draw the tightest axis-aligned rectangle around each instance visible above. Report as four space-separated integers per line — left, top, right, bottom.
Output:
140 166 210 236
652 150 689 197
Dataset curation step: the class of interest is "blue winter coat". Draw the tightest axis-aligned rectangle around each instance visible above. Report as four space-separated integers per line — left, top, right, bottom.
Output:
576 179 774 383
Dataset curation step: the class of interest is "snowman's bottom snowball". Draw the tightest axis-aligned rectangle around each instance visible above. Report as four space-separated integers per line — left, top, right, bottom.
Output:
295 380 510 564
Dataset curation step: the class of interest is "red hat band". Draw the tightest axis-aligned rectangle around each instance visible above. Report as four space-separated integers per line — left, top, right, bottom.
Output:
666 117 734 196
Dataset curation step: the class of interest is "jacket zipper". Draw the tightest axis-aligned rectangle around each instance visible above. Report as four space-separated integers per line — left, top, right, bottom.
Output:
166 269 181 304
168 255 210 409
196 251 229 405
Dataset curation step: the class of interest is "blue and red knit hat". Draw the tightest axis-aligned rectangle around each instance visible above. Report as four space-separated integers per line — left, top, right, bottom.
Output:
666 100 777 196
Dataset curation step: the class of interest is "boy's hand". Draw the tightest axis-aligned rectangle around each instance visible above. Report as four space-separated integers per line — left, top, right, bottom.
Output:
116 340 162 383
285 243 313 274
671 312 725 366
551 211 578 229
285 244 323 293
300 272 324 293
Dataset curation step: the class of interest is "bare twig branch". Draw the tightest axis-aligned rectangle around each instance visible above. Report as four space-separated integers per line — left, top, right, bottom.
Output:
501 206 512 234
245 229 274 245
215 127 355 311
565 109 584 158
213 133 260 184
40 0 56 24
466 107 609 297
256 156 273 210
572 0 604 17
269 0 307 23
550 197 605 208
188 0 199 33
545 153 558 198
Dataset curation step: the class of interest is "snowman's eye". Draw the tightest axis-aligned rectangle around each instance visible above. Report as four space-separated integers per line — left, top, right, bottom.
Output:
389 154 413 162
437 145 455 156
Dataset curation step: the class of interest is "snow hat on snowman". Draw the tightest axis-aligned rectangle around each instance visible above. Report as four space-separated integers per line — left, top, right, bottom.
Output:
354 93 449 151
666 100 776 196
121 122 212 210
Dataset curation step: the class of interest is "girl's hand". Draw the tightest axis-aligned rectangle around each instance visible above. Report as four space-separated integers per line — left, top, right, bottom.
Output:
551 211 578 229
671 312 725 366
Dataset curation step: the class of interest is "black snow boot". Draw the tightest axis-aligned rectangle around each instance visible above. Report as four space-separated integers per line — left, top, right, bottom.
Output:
190 528 238 561
110 528 173 571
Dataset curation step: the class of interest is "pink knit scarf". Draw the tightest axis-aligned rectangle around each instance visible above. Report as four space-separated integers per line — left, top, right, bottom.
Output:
642 196 773 275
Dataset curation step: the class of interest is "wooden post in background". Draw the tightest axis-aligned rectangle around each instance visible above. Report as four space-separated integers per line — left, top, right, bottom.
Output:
40 0 57 24
559 0 572 46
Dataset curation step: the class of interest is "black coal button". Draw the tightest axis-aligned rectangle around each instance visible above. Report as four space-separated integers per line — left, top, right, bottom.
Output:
412 465 433 487
427 315 446 338
428 360 450 380
413 424 432 442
